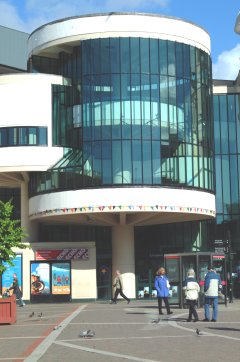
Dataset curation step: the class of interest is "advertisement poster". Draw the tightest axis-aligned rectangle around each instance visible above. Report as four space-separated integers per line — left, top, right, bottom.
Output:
2 254 22 293
31 262 50 295
36 249 88 260
52 263 70 295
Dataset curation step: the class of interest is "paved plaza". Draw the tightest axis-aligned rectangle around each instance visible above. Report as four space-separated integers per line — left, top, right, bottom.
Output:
0 299 240 362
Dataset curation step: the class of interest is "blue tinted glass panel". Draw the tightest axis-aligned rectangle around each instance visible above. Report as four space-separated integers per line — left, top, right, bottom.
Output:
150 39 159 74
122 140 132 183
236 95 240 153
39 128 47 145
9 128 17 145
143 141 152 183
0 128 7 146
176 43 183 78
219 96 228 154
130 38 140 73
230 155 239 214
152 140 161 184
112 140 122 183
110 38 120 73
91 39 101 74
167 41 175 76
183 44 190 79
222 155 230 214
140 38 149 73
215 156 223 213
120 38 130 73
93 142 102 181
228 95 237 154
102 141 112 184
29 128 37 145
141 74 151 139
190 47 196 80
213 96 220 154
100 38 110 74
132 140 142 184
159 40 167 75
19 128 27 145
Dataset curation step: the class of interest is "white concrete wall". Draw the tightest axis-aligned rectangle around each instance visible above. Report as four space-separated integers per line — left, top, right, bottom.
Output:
0 74 65 170
28 13 210 56
29 187 216 218
13 241 96 301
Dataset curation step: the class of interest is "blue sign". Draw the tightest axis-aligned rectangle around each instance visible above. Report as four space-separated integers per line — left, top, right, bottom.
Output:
2 254 22 291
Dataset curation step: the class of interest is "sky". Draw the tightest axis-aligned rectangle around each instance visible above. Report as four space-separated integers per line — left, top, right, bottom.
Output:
0 0 239 80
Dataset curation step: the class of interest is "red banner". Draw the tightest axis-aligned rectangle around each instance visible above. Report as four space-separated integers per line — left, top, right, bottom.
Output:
36 249 88 260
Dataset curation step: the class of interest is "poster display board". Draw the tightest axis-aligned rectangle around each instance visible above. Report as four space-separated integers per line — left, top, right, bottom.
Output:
31 262 50 295
30 260 71 302
52 263 71 295
1 255 22 294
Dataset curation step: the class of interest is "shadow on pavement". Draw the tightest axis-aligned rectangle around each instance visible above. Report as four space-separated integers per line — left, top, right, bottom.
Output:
207 326 240 332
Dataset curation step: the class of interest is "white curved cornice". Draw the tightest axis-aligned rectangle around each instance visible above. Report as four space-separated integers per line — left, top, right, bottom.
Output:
28 13 211 57
29 187 215 226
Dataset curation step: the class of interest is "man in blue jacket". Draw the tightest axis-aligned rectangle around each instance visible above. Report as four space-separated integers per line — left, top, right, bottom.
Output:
203 265 222 322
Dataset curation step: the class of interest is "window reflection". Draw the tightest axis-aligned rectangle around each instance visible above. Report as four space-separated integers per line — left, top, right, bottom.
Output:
30 37 213 195
0 127 47 147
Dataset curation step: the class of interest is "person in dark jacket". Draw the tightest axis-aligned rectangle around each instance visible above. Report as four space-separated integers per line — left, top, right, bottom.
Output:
8 273 25 307
203 265 222 322
154 267 173 315
182 269 200 322
110 270 130 304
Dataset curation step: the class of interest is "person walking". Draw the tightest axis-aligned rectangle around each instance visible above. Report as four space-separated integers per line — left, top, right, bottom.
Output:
8 273 25 307
183 268 200 322
203 265 222 322
110 270 130 304
154 267 173 315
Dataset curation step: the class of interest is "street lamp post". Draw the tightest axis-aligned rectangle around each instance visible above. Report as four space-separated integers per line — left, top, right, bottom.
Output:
225 230 233 303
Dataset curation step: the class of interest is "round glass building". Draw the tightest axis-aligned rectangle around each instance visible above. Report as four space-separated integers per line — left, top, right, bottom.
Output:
1 13 215 301
29 13 214 195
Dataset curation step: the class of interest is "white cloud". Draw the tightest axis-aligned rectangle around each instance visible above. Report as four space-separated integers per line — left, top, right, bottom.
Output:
0 0 171 33
105 0 170 10
0 1 26 31
212 44 240 80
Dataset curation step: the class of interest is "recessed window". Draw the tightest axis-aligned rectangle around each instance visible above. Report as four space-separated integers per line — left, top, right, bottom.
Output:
0 127 48 147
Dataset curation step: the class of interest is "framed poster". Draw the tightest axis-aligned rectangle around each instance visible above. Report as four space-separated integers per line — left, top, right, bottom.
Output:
52 262 71 295
31 262 50 295
2 254 22 294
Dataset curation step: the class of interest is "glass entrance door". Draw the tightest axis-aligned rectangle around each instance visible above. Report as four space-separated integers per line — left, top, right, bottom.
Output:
97 261 112 300
136 256 164 299
165 255 181 305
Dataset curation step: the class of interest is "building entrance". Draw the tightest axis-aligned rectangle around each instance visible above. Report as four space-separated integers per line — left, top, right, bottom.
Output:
136 252 227 308
165 253 227 308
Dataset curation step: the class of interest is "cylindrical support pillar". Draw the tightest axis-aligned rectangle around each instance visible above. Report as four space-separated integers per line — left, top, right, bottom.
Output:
112 225 136 299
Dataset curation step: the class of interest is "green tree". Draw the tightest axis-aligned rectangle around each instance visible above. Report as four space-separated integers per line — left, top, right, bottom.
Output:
0 199 28 274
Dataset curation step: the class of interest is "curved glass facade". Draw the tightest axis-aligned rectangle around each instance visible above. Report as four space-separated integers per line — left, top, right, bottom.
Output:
29 37 214 195
213 93 240 252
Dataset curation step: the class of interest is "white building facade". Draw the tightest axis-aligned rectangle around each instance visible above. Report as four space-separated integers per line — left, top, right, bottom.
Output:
0 13 216 302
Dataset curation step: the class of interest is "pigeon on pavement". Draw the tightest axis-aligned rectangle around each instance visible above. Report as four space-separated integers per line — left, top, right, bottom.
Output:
196 328 201 336
79 329 95 338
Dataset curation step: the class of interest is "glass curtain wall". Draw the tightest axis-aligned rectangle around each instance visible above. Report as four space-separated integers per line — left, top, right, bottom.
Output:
213 94 240 253
29 38 214 195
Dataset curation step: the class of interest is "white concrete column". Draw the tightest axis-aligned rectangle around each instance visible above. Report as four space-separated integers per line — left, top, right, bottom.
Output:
112 225 136 299
21 182 37 242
